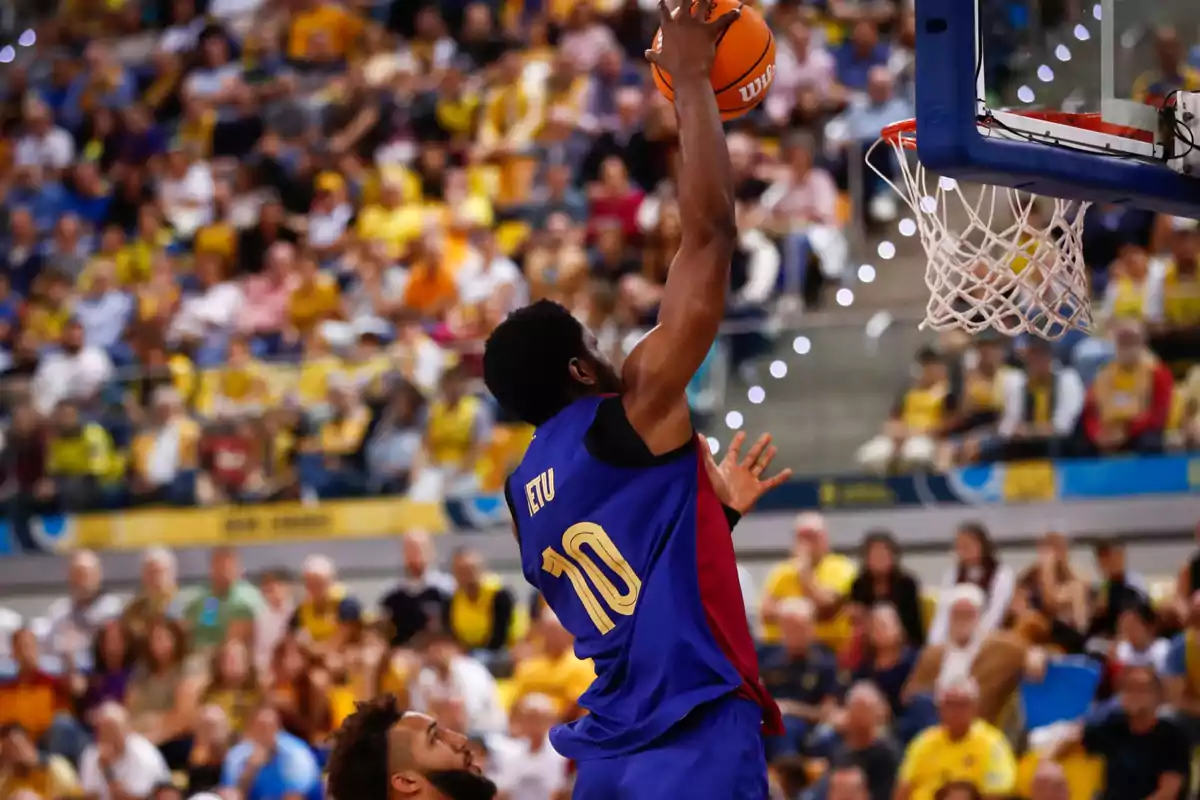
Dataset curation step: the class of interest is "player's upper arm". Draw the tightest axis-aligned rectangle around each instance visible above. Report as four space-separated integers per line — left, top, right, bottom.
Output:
621 235 738 455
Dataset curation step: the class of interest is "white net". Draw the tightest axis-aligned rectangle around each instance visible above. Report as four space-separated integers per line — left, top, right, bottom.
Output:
870 126 1093 340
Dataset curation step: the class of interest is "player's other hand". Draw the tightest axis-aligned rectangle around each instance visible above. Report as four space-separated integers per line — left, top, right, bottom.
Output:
700 431 793 515
645 0 741 80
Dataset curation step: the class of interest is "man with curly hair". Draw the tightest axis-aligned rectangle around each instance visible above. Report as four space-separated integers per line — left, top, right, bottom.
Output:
326 695 497 800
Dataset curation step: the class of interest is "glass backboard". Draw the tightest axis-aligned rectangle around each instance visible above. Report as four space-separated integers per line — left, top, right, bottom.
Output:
980 0 1199 155
912 0 1200 216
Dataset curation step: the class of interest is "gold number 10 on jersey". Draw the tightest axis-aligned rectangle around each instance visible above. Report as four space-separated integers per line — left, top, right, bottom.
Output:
542 522 643 635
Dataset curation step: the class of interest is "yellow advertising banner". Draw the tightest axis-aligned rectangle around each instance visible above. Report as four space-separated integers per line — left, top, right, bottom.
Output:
72 498 448 551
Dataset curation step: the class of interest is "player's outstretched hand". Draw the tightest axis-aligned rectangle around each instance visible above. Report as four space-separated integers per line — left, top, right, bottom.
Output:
645 0 741 80
700 431 793 515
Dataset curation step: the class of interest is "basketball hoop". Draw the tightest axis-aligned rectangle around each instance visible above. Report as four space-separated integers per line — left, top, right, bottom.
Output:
867 113 1147 340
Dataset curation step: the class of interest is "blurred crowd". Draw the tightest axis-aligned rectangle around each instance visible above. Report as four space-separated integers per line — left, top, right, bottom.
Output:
6 515 1200 800
4 0 1189 797
858 212 1200 474
858 26 1200 475
0 0 955 517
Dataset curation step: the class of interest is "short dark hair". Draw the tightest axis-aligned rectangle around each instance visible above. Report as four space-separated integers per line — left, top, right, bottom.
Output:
483 300 588 425
327 694 404 800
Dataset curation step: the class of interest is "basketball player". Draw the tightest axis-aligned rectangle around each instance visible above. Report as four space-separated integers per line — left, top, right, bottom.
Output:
481 0 787 796
326 694 498 800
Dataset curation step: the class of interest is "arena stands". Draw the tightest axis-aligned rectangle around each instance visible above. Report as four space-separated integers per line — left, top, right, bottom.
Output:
1 0 1200 799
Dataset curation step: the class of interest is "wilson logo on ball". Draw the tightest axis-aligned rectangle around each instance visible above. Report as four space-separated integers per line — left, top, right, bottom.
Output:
738 63 775 103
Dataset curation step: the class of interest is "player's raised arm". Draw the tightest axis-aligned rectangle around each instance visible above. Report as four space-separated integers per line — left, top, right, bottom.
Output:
623 0 741 455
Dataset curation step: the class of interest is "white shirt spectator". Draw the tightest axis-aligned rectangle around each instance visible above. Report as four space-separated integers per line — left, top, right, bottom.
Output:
170 281 245 341
927 565 1017 646
31 346 115 415
208 0 264 21
1115 638 1171 673
74 291 134 350
159 19 205 53
78 733 169 800
308 203 353 249
409 656 507 735
46 592 124 664
766 35 836 124
142 419 189 487
733 229 781 306
159 162 215 237
15 126 75 170
455 252 527 309
183 64 243 100
997 367 1086 439
488 734 569 800
255 597 297 673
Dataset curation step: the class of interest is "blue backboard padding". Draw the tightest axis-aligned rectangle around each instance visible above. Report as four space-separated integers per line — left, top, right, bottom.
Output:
915 0 1200 218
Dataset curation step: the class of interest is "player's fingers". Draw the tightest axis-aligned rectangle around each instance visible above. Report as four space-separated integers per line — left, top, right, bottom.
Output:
756 445 778 474
696 433 717 465
693 0 713 19
657 0 673 26
644 48 660 65
725 431 745 464
762 468 794 491
741 433 770 469
710 7 741 33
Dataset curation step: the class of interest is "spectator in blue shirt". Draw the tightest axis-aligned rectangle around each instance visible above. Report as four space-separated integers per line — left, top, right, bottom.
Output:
834 20 891 93
6 165 69 233
2 208 45 297
59 43 137 132
760 597 845 762
1161 590 1200 742
852 604 918 722
66 163 113 230
221 705 321 800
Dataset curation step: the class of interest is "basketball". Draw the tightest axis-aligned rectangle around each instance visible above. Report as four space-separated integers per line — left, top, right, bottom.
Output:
651 1 776 121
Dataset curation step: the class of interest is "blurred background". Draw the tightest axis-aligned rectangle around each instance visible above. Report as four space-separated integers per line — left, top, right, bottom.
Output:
0 0 1198 799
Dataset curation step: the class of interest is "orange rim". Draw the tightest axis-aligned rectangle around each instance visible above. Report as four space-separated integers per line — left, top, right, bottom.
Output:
880 111 1156 150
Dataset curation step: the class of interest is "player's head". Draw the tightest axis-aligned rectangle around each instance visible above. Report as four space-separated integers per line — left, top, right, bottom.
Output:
327 694 497 800
483 300 621 425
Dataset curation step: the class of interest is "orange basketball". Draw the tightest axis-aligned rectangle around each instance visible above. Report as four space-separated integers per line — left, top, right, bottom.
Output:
651 0 776 121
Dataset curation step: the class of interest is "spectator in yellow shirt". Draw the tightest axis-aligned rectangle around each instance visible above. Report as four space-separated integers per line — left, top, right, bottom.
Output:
293 332 343 409
46 400 115 511
287 0 364 63
510 612 594 718
287 256 341 341
0 722 81 799
316 377 370 497
761 512 857 652
128 387 201 506
447 548 524 659
356 179 423 260
24 271 74 348
202 337 269 417
477 50 543 159
896 677 1017 800
116 206 169 287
